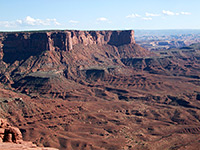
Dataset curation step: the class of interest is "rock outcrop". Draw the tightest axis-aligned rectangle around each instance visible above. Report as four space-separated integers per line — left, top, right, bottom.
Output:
0 118 58 150
0 118 21 143
0 30 135 63
4 127 23 143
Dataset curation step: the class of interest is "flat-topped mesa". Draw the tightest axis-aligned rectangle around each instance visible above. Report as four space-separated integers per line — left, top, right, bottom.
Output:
1 30 135 53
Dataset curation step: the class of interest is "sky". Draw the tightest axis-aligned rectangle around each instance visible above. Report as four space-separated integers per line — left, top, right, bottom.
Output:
1 0 200 31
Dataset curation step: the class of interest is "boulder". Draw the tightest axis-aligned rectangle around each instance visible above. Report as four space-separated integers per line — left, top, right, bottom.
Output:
4 127 23 143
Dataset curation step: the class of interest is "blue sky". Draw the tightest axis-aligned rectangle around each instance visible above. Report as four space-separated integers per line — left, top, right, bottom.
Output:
1 0 199 31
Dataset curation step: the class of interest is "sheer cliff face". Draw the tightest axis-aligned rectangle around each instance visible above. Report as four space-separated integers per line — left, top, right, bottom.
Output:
0 30 135 63
1 30 135 51
50 30 135 50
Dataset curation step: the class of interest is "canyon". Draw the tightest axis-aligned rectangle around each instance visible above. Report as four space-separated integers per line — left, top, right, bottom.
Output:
0 30 200 150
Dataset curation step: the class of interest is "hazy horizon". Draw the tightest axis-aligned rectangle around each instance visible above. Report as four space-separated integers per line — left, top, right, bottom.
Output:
1 29 200 37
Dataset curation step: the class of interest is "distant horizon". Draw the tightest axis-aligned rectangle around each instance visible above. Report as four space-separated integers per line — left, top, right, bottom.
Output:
1 28 200 32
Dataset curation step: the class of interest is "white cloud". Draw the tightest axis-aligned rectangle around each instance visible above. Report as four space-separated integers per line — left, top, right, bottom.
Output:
0 16 61 28
24 16 60 26
145 13 161 17
47 18 61 25
0 21 21 28
126 14 141 18
53 19 61 25
162 10 192 16
69 20 79 24
25 16 37 25
96 17 109 21
0 21 10 28
162 10 176 16
16 20 23 24
142 17 153 20
180 12 191 15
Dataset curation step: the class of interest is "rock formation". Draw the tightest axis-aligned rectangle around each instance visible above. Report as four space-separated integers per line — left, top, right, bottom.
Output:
0 118 23 144
0 30 136 64
3 127 23 143
1 30 135 52
0 118 58 150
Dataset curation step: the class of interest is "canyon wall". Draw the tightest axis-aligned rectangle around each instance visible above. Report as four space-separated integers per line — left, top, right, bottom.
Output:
0 30 135 52
0 30 135 63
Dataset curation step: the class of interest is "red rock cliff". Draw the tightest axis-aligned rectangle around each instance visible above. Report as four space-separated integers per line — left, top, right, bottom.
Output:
1 30 135 51
0 30 135 63
49 30 135 51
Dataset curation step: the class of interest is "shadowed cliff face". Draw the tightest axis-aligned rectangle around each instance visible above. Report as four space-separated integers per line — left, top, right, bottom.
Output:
108 30 135 46
2 33 49 63
1 30 135 64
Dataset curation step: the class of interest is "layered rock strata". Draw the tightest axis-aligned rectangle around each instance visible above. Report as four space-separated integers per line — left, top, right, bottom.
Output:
0 30 135 63
1 30 135 51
